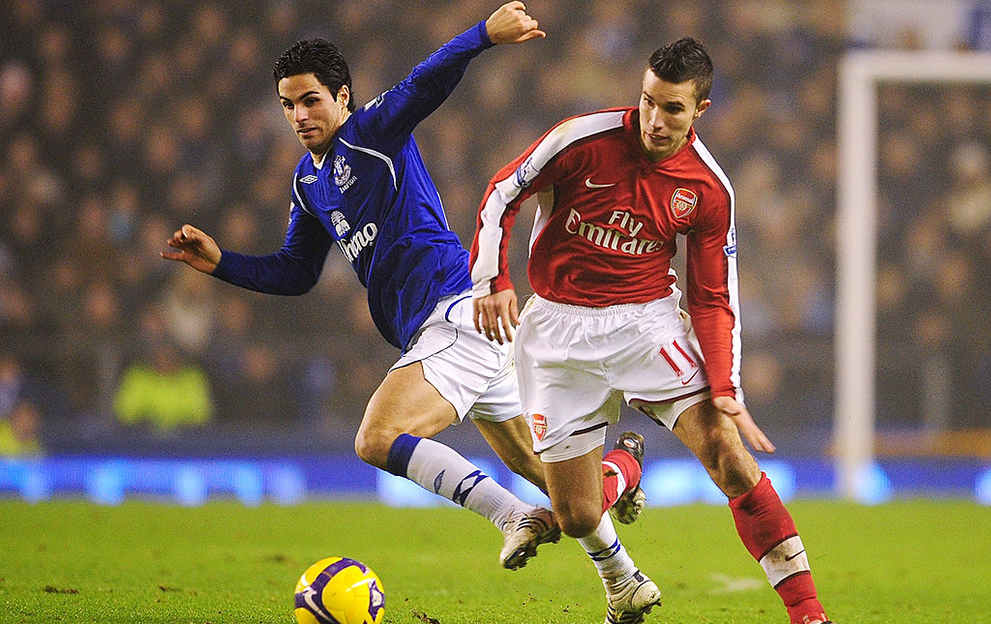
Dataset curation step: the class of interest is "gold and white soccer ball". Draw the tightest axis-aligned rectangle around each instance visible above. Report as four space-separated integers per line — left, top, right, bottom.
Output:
294 557 385 624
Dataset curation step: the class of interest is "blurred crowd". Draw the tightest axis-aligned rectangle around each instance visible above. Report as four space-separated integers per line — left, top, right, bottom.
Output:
1 0 989 455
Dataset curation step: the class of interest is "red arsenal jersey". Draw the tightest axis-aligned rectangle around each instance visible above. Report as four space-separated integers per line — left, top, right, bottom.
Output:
470 107 743 400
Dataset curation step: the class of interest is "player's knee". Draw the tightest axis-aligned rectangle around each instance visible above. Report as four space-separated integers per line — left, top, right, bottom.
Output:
554 501 601 538
708 438 759 498
694 430 729 474
688 417 760 498
721 449 760 496
353 427 391 470
559 512 600 539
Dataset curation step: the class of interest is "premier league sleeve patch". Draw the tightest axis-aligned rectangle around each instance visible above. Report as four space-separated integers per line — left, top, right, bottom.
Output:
723 227 738 257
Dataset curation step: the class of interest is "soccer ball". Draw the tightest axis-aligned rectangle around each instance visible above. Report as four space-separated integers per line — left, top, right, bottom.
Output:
294 557 385 624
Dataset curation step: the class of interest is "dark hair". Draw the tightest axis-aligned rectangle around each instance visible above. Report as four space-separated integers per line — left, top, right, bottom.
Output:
274 38 356 112
647 37 713 103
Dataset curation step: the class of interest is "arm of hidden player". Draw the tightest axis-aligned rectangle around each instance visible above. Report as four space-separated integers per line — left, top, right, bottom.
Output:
212 206 333 296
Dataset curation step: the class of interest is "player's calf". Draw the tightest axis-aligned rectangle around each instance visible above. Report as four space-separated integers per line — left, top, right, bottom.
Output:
729 472 829 624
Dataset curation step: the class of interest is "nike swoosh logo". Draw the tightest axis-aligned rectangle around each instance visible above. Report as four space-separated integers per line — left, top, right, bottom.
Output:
681 368 701 385
585 178 616 189
784 550 806 562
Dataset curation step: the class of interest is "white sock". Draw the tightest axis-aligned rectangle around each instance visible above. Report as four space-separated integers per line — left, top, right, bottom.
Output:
405 436 525 528
578 512 637 586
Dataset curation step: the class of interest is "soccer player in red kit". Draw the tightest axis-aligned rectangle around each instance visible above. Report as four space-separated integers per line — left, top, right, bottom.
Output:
470 38 832 624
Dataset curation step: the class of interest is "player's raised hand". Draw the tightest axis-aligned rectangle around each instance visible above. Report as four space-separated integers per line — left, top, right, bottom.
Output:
485 2 545 45
474 289 519 345
712 396 777 454
160 224 222 274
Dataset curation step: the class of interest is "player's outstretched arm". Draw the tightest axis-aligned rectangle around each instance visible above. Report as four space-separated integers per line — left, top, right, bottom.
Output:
712 396 777 454
474 289 519 345
160 224 222 274
485 1 545 45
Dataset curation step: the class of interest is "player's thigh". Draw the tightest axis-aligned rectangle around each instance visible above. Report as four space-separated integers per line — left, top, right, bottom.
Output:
360 362 458 444
474 415 546 491
542 447 606 537
514 304 617 454
671 399 759 496
404 292 520 422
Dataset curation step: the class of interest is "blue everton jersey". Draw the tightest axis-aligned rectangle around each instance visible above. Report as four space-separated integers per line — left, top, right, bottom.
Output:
213 22 492 349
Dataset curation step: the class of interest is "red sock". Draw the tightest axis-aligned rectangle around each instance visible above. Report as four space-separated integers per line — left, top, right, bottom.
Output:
600 448 642 514
729 473 827 624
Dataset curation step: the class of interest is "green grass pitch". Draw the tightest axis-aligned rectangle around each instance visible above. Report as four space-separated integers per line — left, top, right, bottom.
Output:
1 498 989 623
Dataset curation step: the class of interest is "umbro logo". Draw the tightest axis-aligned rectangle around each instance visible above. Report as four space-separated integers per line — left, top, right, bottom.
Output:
299 175 318 184
584 178 615 189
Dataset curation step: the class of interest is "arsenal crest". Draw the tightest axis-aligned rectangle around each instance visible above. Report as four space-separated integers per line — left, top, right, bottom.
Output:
531 413 547 441
671 187 698 218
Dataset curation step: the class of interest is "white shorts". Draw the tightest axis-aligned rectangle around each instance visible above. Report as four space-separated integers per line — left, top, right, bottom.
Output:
391 291 522 423
515 295 711 462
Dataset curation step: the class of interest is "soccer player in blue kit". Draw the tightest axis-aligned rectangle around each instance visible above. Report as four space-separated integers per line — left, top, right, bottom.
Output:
162 2 647 585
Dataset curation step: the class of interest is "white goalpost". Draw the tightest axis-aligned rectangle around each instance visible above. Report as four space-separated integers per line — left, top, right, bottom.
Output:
835 49 991 500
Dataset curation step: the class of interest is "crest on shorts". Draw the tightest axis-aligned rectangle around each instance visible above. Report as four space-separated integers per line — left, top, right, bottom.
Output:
670 188 698 218
531 413 547 441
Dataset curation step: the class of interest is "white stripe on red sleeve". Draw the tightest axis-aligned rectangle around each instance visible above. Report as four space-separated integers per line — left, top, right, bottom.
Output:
470 110 627 297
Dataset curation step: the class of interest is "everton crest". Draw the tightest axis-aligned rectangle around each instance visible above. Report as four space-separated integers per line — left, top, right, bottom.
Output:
333 155 352 187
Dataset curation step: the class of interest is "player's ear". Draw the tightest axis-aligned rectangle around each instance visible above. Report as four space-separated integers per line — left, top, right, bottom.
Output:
694 98 711 119
336 85 351 109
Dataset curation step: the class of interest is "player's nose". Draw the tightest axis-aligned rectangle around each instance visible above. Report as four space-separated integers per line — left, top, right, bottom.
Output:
646 110 663 131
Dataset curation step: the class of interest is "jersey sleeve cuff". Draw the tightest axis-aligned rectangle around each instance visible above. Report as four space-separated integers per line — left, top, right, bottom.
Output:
711 387 743 402
211 249 234 281
471 281 492 298
476 20 494 48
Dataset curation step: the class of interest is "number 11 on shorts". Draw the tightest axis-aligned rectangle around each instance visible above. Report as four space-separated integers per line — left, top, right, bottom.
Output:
658 339 699 385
